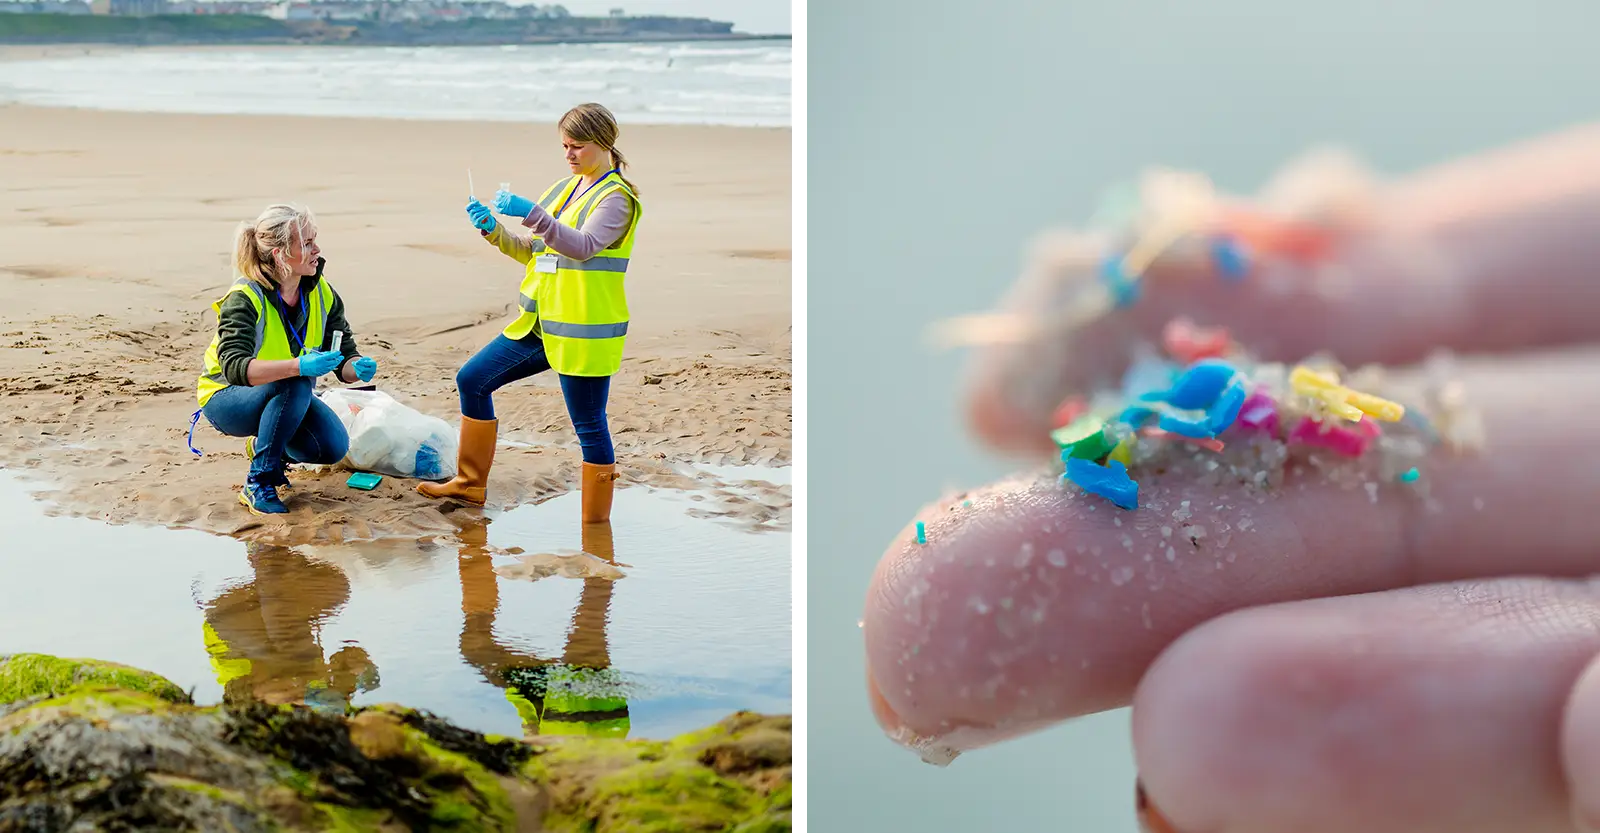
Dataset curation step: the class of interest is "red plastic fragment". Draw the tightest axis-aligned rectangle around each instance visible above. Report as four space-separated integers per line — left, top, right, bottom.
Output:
1162 317 1233 364
1052 396 1089 429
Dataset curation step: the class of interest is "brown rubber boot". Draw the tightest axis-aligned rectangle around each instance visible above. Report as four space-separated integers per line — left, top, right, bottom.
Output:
417 416 497 506
580 461 618 523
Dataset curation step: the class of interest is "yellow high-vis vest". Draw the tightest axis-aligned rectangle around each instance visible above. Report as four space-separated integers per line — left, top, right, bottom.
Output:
501 172 642 377
196 276 335 407
203 621 253 688
504 665 631 739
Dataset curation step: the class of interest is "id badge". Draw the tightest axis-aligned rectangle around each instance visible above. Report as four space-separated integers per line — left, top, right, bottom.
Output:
535 254 559 274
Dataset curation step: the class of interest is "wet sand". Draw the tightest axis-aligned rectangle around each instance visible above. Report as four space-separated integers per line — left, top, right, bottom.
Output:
0 102 791 543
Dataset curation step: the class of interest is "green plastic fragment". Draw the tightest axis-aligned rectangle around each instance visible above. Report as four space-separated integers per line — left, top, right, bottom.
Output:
1052 416 1116 461
1399 467 1420 483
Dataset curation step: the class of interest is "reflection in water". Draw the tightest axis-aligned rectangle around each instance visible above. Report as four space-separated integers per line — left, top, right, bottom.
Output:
457 518 631 739
200 543 380 713
0 470 787 740
197 519 631 737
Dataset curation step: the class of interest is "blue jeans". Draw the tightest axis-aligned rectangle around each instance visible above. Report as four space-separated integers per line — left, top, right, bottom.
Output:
203 377 350 480
456 334 614 465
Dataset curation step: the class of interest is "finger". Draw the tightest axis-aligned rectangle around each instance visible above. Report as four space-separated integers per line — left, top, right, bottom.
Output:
1562 650 1600 832
963 130 1600 455
1133 577 1600 833
861 348 1600 763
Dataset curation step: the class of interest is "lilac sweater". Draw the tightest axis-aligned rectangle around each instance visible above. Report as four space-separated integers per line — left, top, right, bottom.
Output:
483 190 635 263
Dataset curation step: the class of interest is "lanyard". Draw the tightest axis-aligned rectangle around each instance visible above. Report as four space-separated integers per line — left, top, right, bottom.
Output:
554 168 619 219
272 289 309 356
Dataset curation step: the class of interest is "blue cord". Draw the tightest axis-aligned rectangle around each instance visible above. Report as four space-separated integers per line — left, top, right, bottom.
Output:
186 408 204 456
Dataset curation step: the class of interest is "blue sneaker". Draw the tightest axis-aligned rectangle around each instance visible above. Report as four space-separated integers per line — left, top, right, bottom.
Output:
239 479 288 515
244 438 291 493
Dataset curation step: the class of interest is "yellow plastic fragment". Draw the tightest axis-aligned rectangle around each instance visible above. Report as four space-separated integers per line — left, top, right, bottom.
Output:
1288 365 1405 422
1107 436 1134 466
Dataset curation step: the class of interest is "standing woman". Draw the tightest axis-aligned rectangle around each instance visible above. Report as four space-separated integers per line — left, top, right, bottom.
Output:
196 203 378 515
419 103 642 524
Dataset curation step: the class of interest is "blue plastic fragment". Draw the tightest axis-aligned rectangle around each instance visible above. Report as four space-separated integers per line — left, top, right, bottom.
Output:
1154 376 1248 438
1399 467 1421 483
1118 404 1160 428
1121 353 1179 402
1156 410 1215 438
1401 407 1441 446
1211 235 1250 281
1204 378 1248 434
1100 253 1141 307
1064 457 1139 510
915 521 926 544
1159 359 1239 409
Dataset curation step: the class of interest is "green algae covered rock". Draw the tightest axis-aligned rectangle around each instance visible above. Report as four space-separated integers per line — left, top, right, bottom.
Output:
0 653 192 708
0 655 791 832
527 711 793 833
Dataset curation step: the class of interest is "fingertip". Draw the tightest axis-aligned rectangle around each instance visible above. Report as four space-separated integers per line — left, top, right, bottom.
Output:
1131 615 1253 833
1561 650 1600 831
963 371 1056 456
1136 778 1187 833
864 661 904 738
861 473 1163 760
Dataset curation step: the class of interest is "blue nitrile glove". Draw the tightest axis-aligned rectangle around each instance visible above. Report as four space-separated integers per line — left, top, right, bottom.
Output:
353 356 378 382
466 198 497 232
493 188 534 218
298 350 343 378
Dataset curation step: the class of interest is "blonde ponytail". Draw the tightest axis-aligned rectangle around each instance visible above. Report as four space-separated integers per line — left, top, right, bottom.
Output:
232 203 317 289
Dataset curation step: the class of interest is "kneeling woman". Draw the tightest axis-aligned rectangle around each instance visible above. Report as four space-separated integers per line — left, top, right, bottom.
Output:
196 204 379 515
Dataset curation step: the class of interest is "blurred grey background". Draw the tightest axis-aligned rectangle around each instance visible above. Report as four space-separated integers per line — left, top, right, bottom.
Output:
807 1 1600 830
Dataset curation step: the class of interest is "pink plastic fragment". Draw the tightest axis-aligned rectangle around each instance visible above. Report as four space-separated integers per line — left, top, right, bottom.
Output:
1289 415 1380 457
1236 392 1280 435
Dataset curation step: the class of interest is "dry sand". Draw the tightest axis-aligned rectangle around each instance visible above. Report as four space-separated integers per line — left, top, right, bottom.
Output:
0 101 791 543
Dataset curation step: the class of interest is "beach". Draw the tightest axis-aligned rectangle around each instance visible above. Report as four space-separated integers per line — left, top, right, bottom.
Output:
0 99 792 545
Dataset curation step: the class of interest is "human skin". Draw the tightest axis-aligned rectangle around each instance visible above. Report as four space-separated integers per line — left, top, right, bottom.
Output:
861 124 1600 833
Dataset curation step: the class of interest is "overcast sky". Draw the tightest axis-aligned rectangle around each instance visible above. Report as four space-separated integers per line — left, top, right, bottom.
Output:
553 0 790 34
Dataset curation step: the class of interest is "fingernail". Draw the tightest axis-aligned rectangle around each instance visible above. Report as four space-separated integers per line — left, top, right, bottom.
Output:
865 662 963 767
1136 778 1183 833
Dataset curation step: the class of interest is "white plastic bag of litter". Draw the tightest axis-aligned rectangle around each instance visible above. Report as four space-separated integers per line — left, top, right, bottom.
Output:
318 388 456 481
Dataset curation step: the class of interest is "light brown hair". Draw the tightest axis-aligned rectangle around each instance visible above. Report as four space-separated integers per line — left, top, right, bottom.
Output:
559 102 639 197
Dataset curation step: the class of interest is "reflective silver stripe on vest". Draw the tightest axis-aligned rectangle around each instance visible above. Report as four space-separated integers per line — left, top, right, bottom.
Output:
541 320 628 339
236 280 268 351
531 240 547 253
539 177 577 211
519 294 538 313
202 371 227 386
558 255 630 271
574 183 618 228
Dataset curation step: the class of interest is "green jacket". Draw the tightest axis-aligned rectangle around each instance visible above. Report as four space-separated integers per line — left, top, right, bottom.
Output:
214 257 360 386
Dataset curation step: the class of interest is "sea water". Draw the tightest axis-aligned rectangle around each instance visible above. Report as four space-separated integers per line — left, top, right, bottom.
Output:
0 41 790 127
